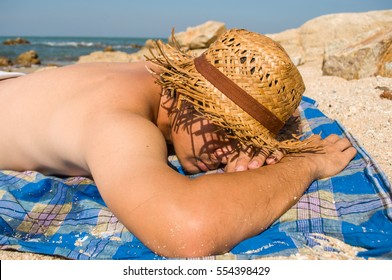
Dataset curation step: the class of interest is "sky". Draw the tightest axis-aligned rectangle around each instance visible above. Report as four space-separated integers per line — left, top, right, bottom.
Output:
0 0 391 38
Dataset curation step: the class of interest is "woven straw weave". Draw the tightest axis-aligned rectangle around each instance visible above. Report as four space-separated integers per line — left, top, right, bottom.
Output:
148 29 319 153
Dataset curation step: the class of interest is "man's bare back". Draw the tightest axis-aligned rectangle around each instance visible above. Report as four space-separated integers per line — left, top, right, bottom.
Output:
0 62 162 176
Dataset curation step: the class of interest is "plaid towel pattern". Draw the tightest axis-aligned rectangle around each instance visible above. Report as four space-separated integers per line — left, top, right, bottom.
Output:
0 96 391 259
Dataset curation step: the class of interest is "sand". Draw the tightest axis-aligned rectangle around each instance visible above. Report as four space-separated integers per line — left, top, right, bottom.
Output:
0 60 391 260
299 60 391 183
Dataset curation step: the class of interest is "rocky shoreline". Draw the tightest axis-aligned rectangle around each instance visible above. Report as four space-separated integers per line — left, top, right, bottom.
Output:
0 10 391 260
1 37 41 67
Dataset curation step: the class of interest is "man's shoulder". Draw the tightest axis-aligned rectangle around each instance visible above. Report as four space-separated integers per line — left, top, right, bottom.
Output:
83 110 169 183
84 110 167 159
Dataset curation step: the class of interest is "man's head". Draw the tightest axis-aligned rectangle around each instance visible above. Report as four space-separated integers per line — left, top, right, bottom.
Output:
149 29 317 154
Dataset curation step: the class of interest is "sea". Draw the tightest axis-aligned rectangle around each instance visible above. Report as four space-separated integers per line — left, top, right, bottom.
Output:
0 36 166 66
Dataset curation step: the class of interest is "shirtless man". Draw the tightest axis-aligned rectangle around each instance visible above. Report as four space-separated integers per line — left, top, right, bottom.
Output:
0 29 356 257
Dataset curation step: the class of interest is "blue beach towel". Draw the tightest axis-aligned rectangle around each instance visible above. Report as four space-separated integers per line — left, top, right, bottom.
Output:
0 96 391 259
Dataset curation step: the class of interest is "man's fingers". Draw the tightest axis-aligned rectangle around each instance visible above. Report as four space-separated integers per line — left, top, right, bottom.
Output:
333 137 353 151
224 147 254 172
324 134 341 143
235 148 256 171
266 150 285 165
247 149 269 169
225 146 272 172
342 146 357 162
225 153 238 172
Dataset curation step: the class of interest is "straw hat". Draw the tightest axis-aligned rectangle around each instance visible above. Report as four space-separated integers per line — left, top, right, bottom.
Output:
148 29 319 153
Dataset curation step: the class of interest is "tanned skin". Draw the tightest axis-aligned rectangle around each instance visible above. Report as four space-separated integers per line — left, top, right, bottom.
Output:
0 62 357 257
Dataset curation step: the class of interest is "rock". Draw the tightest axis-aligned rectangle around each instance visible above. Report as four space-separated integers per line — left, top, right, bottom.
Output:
15 50 41 66
143 39 155 49
77 51 134 63
379 42 392 77
129 43 144 49
3 37 30 45
128 22 226 62
170 21 227 50
127 39 157 61
322 29 392 79
103 46 114 52
299 12 390 62
127 48 152 62
267 10 392 65
266 28 303 66
0 56 12 66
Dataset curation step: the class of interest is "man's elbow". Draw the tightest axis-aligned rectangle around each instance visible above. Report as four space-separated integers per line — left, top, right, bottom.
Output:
150 212 229 258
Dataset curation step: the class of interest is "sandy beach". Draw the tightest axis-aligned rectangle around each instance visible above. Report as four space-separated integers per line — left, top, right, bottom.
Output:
0 11 391 260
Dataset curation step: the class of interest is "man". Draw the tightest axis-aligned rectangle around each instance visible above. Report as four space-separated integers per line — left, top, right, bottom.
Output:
0 29 356 257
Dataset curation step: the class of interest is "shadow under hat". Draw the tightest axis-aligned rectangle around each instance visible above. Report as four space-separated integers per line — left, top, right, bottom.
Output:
147 29 320 154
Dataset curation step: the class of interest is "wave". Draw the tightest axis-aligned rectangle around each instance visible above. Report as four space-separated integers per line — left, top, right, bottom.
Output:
0 37 148 64
34 41 104 48
31 42 140 49
111 44 137 49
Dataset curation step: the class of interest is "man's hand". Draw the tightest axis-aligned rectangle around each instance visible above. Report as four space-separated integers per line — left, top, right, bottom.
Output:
291 134 357 180
224 134 357 178
225 145 285 172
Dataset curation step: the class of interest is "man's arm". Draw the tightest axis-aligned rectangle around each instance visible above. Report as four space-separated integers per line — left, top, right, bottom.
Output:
83 112 356 258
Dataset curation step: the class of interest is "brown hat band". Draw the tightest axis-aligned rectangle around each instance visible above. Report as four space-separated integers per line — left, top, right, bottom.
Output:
194 53 284 135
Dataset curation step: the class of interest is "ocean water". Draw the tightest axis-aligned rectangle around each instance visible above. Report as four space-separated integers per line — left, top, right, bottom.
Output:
0 36 165 66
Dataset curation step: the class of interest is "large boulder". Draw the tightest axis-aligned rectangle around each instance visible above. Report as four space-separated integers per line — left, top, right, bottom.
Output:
15 50 41 66
169 21 227 50
379 42 392 77
267 10 392 66
322 29 392 79
266 28 303 66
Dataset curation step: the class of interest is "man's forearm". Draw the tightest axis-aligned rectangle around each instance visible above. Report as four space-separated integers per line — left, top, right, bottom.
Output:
188 155 317 254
